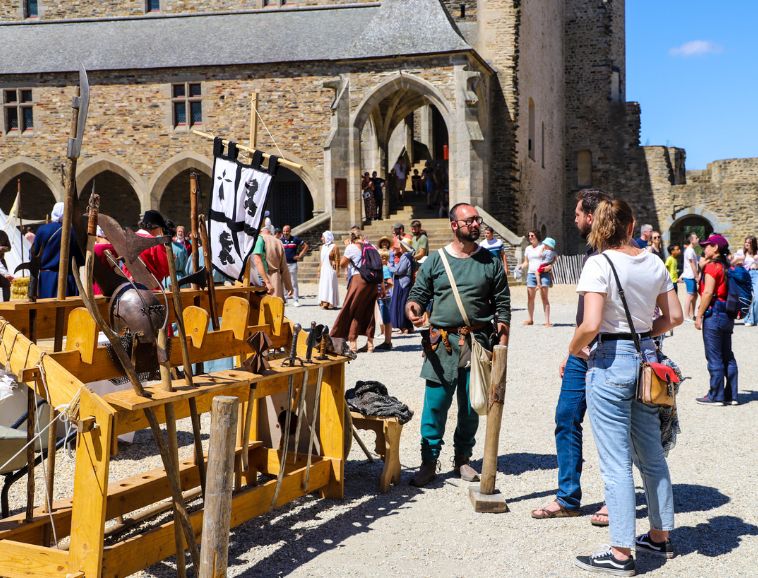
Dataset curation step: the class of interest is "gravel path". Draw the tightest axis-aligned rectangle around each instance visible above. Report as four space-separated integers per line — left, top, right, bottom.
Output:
7 284 756 577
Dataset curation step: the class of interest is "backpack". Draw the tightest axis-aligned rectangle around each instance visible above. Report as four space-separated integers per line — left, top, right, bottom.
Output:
725 266 753 319
358 242 383 284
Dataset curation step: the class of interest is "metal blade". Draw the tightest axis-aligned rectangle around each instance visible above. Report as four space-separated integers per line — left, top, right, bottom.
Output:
176 267 208 289
14 262 34 274
67 64 90 160
98 213 168 289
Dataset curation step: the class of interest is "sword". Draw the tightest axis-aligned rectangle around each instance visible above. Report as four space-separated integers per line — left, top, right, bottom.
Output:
271 323 301 507
303 324 329 490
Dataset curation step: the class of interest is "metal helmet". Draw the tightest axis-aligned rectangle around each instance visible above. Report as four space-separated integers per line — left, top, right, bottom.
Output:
108 282 166 344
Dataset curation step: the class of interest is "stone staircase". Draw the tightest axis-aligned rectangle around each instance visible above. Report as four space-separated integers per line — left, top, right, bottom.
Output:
295 199 452 284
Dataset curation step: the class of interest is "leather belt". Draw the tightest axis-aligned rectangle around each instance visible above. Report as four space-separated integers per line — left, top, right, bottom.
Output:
596 332 652 342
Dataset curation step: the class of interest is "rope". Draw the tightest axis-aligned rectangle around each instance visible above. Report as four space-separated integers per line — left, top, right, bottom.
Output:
253 104 285 160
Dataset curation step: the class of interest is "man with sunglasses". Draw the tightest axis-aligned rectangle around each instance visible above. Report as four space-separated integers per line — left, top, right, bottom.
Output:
406 203 511 487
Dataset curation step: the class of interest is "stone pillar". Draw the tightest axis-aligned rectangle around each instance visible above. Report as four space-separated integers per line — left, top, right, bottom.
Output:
323 76 352 231
451 64 486 208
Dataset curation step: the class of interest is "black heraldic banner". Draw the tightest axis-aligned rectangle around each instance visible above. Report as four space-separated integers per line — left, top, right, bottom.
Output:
208 137 279 281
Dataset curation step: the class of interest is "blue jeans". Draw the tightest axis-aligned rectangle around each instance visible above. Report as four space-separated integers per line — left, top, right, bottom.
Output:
587 338 675 549
744 270 758 325
555 354 588 510
702 303 738 402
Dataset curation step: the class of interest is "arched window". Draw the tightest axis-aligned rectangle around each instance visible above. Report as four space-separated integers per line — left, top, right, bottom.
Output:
577 150 592 187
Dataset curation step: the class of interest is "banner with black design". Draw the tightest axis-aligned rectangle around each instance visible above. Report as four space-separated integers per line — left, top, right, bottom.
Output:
208 138 278 281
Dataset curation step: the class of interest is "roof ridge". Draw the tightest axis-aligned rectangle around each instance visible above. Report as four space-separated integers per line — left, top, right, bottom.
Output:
0 2 381 27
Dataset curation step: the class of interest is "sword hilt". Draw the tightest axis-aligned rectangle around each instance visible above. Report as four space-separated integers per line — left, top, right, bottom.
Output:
316 325 329 361
284 323 302 367
304 321 317 363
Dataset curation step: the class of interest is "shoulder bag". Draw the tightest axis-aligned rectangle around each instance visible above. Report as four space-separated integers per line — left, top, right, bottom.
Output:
438 248 491 416
602 253 679 407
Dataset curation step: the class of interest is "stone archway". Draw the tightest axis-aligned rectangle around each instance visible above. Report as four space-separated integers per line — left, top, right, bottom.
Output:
77 154 147 206
661 207 726 249
351 73 456 225
267 167 314 229
148 151 213 212
0 156 63 202
158 168 213 227
79 171 142 228
0 172 57 221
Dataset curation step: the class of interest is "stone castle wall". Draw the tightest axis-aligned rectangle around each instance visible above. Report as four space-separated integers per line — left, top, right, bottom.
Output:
475 0 520 230
643 155 758 248
0 56 461 226
0 0 375 21
515 0 565 243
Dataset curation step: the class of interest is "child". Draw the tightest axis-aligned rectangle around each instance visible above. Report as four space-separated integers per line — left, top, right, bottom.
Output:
665 244 681 294
376 250 393 350
536 237 556 287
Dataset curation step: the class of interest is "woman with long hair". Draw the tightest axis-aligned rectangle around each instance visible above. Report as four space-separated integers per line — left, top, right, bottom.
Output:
330 230 377 353
569 199 683 576
648 230 665 261
318 230 340 309
732 235 758 326
695 234 739 404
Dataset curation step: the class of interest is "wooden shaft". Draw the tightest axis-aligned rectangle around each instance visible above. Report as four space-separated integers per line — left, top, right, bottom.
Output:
192 129 302 171
249 92 258 149
189 172 200 290
25 385 36 522
43 407 57 542
56 84 81 301
165 402 187 578
479 345 509 496
199 396 239 578
197 214 219 331
240 388 254 475
166 245 208 493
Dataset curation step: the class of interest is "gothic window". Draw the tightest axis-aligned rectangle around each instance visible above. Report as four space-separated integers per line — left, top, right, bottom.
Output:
171 83 202 128
24 0 38 18
528 98 536 161
146 0 160 12
3 89 34 134
577 150 592 187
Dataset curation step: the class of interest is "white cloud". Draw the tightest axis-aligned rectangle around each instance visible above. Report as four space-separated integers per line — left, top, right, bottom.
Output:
669 40 724 57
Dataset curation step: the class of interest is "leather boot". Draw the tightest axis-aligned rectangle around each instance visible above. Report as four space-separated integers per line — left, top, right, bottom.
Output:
409 460 438 487
454 455 480 482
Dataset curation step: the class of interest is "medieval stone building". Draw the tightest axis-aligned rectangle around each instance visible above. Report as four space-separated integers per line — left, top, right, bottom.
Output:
0 0 754 252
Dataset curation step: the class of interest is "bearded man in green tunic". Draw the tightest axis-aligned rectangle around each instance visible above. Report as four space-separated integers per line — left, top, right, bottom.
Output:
406 203 511 487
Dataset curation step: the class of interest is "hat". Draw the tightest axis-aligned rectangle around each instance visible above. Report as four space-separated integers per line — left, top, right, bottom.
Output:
393 223 404 230
141 210 168 231
542 237 556 250
377 235 391 248
399 239 414 254
699 234 729 251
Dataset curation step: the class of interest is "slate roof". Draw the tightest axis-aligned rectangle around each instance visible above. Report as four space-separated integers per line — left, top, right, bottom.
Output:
0 0 474 75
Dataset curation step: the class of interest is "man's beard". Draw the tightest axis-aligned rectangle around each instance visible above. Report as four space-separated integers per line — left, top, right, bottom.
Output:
456 227 480 242
579 222 591 240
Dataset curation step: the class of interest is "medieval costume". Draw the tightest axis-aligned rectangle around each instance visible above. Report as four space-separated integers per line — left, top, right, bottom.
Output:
389 241 416 332
330 240 377 350
31 202 85 299
318 230 339 309
261 231 293 300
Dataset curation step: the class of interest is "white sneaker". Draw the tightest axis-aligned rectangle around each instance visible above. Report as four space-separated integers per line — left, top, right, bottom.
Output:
291 301 301 307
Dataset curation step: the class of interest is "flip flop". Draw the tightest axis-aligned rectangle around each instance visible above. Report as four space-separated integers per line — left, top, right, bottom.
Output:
591 510 610 527
531 502 581 519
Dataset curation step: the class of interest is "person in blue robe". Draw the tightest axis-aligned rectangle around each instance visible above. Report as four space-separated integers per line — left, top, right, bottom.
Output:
31 202 85 299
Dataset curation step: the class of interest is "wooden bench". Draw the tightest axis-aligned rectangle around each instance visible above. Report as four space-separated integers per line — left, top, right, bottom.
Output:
350 411 403 493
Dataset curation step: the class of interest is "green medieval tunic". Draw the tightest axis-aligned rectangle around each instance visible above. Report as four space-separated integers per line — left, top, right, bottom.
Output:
407 245 511 387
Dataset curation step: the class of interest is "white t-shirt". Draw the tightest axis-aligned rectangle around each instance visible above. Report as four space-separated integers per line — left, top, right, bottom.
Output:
344 243 362 280
576 250 674 334
681 246 698 279
524 244 542 273
735 249 758 270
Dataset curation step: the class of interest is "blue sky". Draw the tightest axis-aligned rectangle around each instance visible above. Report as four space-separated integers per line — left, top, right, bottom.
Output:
626 2 758 169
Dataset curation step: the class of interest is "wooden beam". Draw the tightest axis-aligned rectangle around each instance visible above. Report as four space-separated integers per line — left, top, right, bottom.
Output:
0 540 75 578
100 459 331 577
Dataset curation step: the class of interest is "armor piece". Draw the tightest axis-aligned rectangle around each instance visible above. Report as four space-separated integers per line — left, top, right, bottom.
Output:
108 282 166 344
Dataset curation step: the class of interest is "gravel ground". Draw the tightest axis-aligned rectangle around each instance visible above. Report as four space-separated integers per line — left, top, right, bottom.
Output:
6 283 756 577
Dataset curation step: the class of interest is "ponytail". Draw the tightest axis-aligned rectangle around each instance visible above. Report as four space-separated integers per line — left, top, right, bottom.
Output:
587 199 635 251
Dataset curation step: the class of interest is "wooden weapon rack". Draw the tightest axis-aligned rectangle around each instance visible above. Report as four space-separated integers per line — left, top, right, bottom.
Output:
0 286 347 577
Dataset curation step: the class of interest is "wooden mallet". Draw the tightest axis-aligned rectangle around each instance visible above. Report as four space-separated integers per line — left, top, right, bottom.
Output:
469 344 509 513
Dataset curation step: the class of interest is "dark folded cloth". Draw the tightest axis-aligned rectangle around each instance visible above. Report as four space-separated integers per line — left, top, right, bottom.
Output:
345 380 414 425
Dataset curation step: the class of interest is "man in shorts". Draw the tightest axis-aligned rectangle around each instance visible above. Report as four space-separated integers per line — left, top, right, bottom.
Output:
681 232 700 320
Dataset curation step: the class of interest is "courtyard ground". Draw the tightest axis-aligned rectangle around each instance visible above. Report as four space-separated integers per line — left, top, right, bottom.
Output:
8 284 755 577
